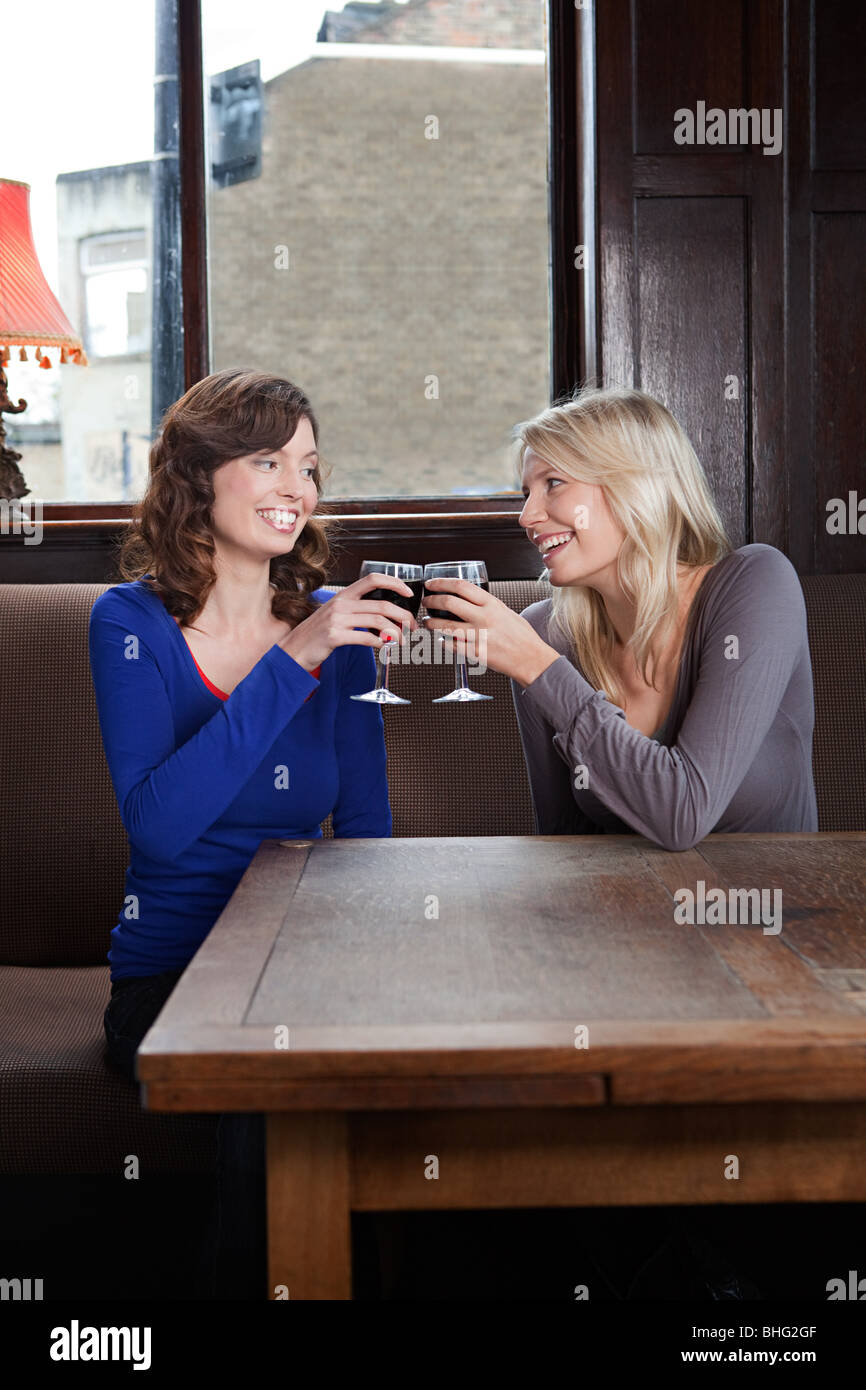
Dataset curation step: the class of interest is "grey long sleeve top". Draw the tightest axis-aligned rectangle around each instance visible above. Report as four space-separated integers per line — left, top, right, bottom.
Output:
509 544 818 851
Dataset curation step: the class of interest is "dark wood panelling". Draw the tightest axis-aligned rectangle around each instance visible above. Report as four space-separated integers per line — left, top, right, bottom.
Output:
35 495 524 521
576 0 599 386
786 0 814 573
0 513 543 585
787 0 866 574
549 0 582 396
813 214 866 573
596 0 636 391
632 154 746 195
590 0 866 573
595 0 774 549
813 0 866 170
322 513 543 582
741 0 785 555
811 171 866 210
636 197 748 545
633 0 746 155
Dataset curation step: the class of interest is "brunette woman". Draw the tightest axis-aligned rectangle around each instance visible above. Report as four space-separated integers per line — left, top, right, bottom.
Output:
90 368 417 1296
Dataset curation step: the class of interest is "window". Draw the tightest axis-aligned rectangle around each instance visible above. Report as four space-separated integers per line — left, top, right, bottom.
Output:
80 232 150 359
3 0 169 504
202 0 551 499
5 0 565 514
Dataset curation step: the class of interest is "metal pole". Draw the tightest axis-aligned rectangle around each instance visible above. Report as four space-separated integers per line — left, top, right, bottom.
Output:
121 427 131 497
151 0 183 436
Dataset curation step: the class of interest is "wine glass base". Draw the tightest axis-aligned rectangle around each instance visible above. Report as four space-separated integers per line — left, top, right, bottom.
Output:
432 688 493 703
350 689 411 705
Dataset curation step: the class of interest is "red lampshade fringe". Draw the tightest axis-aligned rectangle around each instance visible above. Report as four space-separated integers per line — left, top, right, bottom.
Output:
0 344 85 366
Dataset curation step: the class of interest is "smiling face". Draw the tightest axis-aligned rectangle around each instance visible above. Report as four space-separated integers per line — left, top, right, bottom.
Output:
519 447 625 588
208 415 320 561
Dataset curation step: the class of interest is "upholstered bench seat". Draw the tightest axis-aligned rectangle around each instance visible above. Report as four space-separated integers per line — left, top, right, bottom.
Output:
0 964 217 1175
0 573 863 1176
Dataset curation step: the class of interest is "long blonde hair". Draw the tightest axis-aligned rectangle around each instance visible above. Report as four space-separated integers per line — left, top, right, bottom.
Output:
514 386 732 708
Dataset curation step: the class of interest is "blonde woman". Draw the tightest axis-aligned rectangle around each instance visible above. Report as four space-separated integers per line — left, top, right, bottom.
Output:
423 386 818 850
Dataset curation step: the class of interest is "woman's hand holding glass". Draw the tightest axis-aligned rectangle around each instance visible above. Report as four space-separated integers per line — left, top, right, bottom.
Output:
423 572 560 690
349 561 424 703
279 568 419 673
422 560 492 702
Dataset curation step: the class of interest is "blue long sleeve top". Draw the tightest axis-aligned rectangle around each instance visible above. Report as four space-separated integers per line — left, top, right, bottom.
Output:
88 578 391 979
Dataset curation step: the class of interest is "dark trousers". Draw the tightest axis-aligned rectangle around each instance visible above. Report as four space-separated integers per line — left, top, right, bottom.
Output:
103 970 267 1299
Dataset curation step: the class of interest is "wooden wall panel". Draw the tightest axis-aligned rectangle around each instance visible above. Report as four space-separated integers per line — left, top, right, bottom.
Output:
813 213 866 573
594 0 774 554
636 197 748 545
813 0 866 170
585 0 864 574
633 0 746 154
0 511 544 585
786 0 866 573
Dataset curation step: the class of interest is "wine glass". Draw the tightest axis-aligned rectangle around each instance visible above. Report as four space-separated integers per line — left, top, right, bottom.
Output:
423 560 493 703
349 561 424 704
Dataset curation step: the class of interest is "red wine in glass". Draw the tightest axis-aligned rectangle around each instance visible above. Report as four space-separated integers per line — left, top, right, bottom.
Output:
364 581 424 619
350 562 424 705
423 560 492 703
424 580 489 621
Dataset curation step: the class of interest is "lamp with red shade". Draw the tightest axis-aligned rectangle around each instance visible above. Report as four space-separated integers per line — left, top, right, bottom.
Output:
0 177 87 501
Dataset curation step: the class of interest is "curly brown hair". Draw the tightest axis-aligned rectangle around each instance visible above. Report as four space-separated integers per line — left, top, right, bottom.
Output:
115 368 336 628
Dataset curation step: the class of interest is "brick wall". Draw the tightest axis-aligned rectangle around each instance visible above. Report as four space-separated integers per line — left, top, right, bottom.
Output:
319 0 545 50
208 44 549 497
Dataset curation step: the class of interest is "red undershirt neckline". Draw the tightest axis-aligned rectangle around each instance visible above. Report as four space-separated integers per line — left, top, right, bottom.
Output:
189 652 230 700
188 651 321 701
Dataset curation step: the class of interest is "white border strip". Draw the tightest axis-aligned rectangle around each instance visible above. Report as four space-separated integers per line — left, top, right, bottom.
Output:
306 42 545 65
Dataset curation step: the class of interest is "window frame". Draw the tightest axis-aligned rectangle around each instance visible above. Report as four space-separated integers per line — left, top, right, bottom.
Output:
41 0 587 542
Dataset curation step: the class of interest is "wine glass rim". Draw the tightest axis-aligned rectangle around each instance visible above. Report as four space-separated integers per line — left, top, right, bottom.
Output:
360 561 424 577
424 560 487 572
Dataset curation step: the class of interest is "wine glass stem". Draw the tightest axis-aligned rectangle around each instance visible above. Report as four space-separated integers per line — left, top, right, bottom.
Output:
455 653 470 691
378 640 392 691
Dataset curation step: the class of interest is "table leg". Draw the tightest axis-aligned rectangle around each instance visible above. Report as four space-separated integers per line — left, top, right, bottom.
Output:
266 1111 352 1300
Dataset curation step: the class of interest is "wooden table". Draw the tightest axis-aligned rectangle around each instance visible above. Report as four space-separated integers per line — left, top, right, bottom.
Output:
138 832 866 1299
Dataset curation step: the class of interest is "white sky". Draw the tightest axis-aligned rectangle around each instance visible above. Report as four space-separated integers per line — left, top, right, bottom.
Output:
6 0 370 290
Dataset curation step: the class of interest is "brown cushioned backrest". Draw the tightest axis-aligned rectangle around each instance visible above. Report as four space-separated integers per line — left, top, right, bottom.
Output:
800 573 866 832
319 579 551 841
1 583 127 967
0 579 550 966
1 573 864 967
